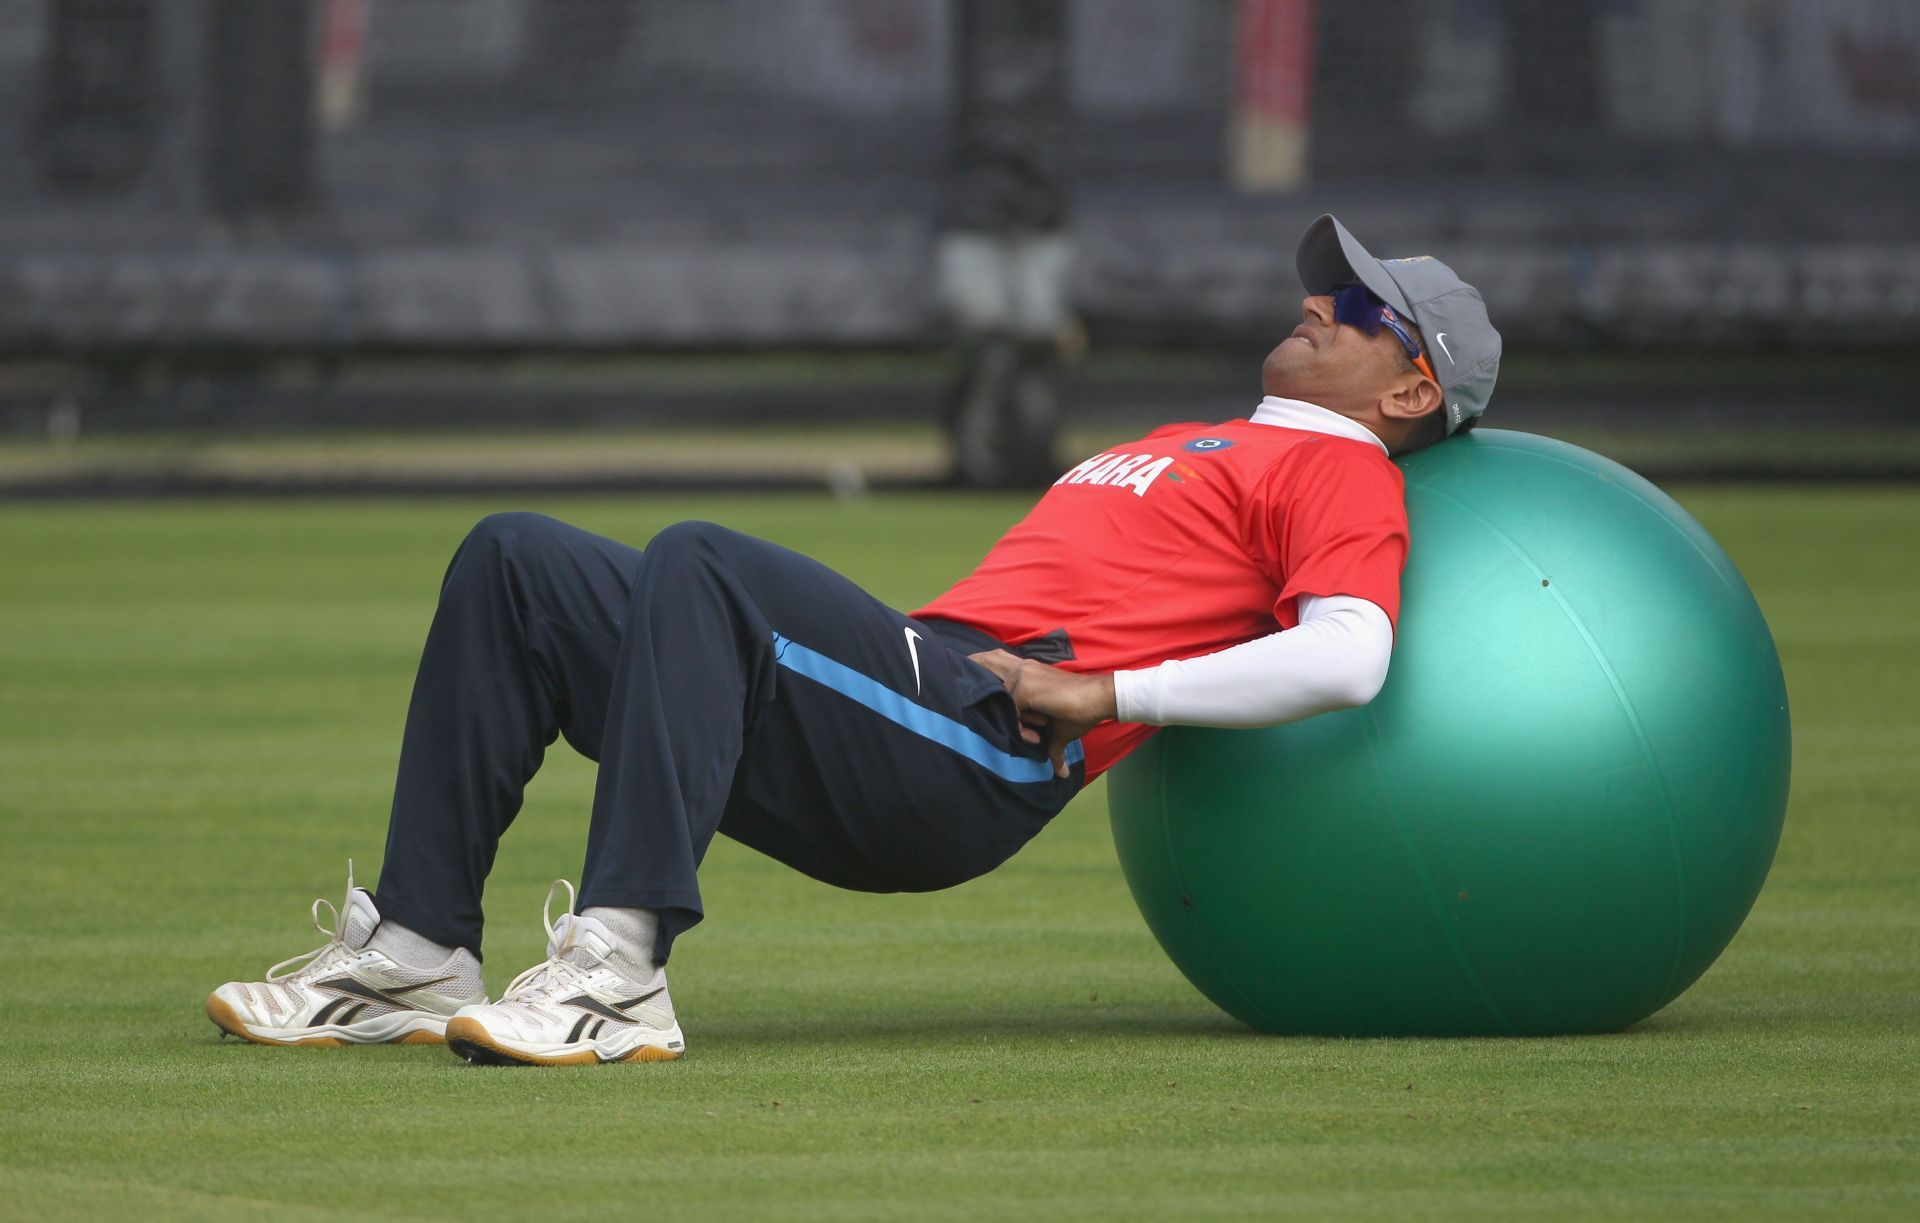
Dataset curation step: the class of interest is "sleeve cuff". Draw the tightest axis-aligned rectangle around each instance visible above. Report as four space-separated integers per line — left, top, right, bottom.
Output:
1112 666 1164 725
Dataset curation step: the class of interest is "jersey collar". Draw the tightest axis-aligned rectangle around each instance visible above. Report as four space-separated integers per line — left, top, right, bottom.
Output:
1249 396 1389 455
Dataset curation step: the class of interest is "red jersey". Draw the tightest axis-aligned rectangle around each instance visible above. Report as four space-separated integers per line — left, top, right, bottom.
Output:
914 408 1408 780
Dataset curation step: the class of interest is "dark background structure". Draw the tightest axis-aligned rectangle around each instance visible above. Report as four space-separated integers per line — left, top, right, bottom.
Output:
0 0 1915 486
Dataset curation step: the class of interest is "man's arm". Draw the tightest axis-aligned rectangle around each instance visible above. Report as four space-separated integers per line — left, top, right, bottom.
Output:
970 593 1394 777
1113 594 1392 727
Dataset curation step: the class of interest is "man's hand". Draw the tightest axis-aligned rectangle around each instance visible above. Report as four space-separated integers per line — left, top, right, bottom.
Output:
968 649 1116 779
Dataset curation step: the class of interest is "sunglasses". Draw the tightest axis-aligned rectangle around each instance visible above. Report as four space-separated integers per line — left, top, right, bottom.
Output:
1331 283 1437 382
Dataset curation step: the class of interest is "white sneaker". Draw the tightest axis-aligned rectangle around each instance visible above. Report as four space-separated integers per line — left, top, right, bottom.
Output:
445 880 685 1066
207 864 485 1047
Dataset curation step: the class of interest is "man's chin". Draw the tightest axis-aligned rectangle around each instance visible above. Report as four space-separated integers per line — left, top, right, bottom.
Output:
1260 355 1301 396
1261 366 1310 401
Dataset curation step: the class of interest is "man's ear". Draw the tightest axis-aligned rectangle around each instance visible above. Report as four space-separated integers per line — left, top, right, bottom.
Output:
1378 374 1444 426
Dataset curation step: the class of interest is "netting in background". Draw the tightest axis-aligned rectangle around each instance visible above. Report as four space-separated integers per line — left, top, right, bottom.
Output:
0 0 1913 355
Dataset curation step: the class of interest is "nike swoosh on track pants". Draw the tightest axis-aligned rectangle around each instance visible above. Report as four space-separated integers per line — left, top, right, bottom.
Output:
372 513 1083 964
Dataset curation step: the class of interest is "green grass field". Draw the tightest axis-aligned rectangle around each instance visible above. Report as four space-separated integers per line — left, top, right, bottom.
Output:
3 489 1917 1219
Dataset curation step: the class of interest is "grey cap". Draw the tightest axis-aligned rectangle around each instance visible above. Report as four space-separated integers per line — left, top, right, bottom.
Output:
1296 214 1501 435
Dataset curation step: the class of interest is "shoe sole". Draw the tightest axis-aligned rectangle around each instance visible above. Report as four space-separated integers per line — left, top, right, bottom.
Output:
444 1016 682 1066
206 994 445 1047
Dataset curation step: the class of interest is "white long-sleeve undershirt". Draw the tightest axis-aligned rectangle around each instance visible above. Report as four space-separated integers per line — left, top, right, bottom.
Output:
1111 594 1394 727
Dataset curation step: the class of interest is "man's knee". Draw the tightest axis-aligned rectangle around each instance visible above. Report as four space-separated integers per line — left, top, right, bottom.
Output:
634 521 773 624
444 512 568 595
464 511 562 553
643 520 734 569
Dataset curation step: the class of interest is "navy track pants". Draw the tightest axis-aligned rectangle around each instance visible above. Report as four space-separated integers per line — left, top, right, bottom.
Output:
372 513 1084 964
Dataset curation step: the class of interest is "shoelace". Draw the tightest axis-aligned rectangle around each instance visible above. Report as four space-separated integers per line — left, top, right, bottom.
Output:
265 860 363 984
498 879 591 1004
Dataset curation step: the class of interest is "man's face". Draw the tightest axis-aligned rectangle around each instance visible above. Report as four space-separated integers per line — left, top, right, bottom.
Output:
1261 293 1419 415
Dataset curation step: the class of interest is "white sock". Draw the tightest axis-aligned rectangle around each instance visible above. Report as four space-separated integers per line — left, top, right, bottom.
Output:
581 906 662 980
368 919 469 972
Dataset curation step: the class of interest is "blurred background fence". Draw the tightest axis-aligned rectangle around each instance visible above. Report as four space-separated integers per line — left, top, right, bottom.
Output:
0 0 1915 489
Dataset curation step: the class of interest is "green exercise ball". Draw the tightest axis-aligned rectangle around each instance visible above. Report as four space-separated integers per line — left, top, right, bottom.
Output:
1107 430 1791 1036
